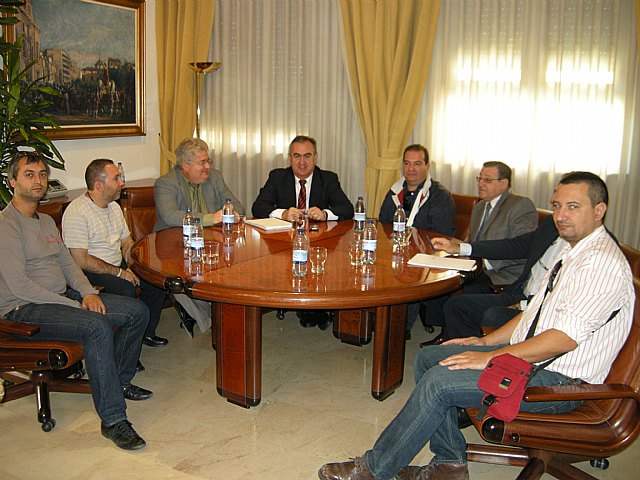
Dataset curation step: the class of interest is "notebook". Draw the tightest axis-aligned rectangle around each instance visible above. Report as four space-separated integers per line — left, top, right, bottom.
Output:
245 218 293 232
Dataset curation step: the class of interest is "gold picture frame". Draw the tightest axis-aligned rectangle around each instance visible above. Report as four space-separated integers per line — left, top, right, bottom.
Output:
17 0 145 140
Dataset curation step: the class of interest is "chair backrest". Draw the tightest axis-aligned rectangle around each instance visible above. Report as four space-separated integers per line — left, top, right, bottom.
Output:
621 243 640 279
120 186 157 241
536 208 552 225
451 193 479 241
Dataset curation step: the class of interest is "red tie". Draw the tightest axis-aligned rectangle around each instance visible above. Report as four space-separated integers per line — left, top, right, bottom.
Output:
297 179 307 210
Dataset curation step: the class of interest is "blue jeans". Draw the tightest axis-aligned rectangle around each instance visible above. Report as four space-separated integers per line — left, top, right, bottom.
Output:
7 291 149 427
84 260 165 338
363 345 582 479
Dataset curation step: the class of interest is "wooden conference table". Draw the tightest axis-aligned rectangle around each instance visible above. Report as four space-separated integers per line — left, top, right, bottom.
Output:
129 220 462 408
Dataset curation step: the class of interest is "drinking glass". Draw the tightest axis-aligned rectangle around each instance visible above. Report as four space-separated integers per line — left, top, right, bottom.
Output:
203 241 220 265
309 246 328 274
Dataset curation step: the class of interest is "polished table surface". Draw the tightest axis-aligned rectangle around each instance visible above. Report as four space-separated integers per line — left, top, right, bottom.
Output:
129 220 462 407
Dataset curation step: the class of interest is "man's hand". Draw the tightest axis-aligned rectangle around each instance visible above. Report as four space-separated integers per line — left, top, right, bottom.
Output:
120 268 140 287
439 349 493 371
82 294 106 314
431 237 462 254
307 206 327 222
283 207 305 222
209 209 224 225
442 336 486 347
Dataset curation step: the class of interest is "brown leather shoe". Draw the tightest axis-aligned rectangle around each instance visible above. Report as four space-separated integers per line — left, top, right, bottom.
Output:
397 463 469 480
318 456 376 480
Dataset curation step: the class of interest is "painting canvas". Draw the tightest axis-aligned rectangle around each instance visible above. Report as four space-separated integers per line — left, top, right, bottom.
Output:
17 0 145 139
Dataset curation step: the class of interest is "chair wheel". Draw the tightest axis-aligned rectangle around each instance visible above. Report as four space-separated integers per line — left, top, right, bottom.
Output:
41 419 56 432
276 309 285 320
590 458 609 470
425 326 435 334
72 369 86 379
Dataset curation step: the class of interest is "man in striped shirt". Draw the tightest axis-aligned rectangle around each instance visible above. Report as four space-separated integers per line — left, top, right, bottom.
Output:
318 172 634 480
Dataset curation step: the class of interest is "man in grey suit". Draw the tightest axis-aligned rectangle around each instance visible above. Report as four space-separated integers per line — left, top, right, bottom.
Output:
466 161 538 288
154 137 245 337
420 161 538 344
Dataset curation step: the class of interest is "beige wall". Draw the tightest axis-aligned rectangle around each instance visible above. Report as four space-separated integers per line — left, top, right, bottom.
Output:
49 1 161 190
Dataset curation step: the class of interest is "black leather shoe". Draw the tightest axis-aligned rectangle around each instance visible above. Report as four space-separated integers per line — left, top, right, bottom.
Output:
297 310 317 328
316 311 333 331
101 420 146 450
122 384 153 401
136 360 145 373
457 407 473 429
175 303 195 338
143 335 169 347
420 333 445 348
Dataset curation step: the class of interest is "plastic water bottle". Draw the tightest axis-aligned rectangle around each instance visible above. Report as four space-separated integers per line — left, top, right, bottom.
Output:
117 162 126 182
182 207 195 259
222 198 234 240
392 205 407 245
362 219 377 264
292 227 309 277
354 196 366 232
190 217 204 263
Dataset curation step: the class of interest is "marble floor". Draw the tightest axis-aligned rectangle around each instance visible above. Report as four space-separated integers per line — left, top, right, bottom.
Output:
0 308 637 480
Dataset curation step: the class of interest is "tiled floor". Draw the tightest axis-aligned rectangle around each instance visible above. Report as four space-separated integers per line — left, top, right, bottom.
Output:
0 308 637 479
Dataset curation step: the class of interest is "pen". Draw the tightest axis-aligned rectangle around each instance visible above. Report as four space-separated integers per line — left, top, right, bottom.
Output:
425 232 435 252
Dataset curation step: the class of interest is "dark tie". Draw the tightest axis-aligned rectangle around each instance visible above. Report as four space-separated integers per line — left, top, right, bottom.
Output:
297 179 307 210
476 203 492 240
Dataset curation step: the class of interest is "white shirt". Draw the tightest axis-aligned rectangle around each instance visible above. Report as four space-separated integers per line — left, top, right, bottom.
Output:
510 226 634 384
62 193 130 267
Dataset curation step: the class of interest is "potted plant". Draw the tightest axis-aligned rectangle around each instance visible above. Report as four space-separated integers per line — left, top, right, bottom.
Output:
0 0 64 207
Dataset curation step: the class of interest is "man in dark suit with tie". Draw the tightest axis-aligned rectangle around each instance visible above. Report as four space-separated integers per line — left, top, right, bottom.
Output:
252 135 354 329
252 135 354 223
466 161 538 289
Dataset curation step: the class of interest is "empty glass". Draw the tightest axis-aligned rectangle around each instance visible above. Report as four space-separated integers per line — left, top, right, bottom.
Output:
203 241 220 265
349 238 363 267
309 246 328 274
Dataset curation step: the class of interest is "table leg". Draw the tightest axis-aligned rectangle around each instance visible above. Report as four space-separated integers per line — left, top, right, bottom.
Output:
333 309 373 346
213 303 262 408
371 304 407 401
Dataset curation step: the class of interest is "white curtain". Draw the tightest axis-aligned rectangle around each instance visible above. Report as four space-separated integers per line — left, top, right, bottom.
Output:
199 0 366 215
412 0 639 247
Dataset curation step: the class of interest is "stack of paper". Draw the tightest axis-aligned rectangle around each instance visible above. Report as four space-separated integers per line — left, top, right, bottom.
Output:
408 253 476 271
245 218 293 232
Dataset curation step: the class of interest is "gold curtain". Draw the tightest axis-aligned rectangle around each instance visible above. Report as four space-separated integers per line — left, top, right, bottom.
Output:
155 1 215 174
339 0 440 216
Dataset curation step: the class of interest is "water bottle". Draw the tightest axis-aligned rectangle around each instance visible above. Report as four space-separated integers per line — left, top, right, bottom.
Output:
392 205 407 245
190 217 205 263
362 219 377 264
292 227 309 277
354 196 366 232
182 207 195 259
117 162 126 182
222 197 234 240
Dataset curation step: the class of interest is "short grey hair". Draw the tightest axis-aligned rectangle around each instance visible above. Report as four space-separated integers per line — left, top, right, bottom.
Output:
175 137 210 167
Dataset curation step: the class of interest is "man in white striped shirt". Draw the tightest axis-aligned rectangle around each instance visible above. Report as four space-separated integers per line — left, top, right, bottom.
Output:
318 172 634 480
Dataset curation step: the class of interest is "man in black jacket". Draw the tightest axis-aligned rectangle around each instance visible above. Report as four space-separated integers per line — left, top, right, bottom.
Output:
432 215 560 339
252 135 354 329
252 135 354 222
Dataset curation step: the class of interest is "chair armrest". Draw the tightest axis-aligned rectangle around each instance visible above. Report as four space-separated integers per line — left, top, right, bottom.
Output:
524 383 640 403
0 317 40 336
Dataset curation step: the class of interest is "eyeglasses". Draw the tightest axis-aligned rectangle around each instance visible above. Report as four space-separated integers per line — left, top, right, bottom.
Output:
475 176 503 184
546 260 563 293
191 158 212 167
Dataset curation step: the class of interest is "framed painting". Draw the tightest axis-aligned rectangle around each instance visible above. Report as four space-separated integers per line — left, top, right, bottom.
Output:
16 0 145 139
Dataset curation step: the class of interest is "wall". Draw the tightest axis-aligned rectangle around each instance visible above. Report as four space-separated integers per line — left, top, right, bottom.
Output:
48 1 160 190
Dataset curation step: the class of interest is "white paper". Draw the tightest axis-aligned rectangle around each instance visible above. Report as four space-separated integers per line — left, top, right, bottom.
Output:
407 253 476 271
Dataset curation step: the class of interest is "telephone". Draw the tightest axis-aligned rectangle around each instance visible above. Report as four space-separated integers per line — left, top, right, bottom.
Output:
46 179 68 199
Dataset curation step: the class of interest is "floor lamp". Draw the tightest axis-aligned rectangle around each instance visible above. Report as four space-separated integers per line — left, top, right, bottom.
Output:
189 61 221 139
